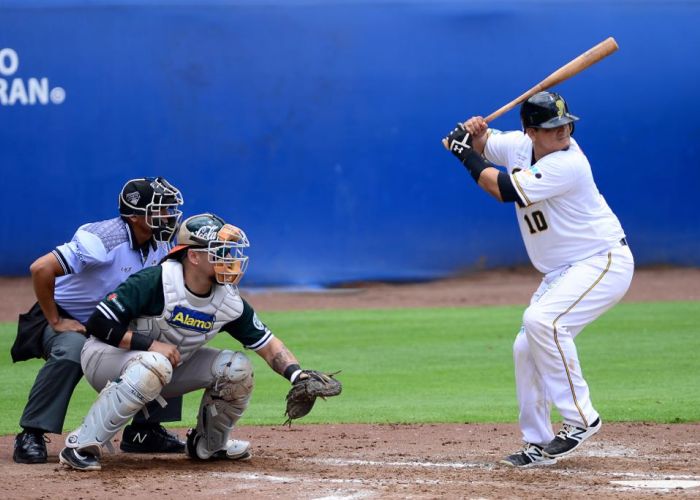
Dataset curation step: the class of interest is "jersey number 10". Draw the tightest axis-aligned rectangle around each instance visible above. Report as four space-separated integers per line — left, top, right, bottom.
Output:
524 210 548 234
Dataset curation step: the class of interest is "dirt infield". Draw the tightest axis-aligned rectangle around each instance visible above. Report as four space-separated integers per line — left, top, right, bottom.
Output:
1 267 699 498
2 423 699 499
2 267 699 319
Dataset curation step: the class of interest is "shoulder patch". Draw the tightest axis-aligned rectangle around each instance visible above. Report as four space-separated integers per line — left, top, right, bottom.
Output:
80 217 129 253
252 312 265 331
106 293 126 313
522 165 543 179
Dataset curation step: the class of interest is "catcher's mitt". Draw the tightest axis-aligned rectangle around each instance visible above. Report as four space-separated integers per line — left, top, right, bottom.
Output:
284 370 342 425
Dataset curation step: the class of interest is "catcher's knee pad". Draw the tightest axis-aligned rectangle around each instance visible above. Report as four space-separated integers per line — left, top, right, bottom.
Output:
194 350 253 456
65 352 172 455
211 350 253 387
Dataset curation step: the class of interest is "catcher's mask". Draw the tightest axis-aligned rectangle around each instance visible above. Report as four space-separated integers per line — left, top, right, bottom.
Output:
119 177 184 243
169 213 250 285
520 91 579 134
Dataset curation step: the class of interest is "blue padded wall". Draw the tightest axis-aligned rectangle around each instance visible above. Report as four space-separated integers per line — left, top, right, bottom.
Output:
1 1 698 285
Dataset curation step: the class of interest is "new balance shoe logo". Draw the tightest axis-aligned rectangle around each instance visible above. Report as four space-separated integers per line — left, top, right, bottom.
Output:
132 432 148 444
569 426 587 441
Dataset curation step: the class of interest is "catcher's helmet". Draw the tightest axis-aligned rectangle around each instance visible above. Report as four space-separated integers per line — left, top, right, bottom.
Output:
520 91 579 132
168 213 250 286
119 177 184 243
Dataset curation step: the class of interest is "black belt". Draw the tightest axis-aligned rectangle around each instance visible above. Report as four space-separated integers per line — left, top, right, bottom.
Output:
620 237 628 247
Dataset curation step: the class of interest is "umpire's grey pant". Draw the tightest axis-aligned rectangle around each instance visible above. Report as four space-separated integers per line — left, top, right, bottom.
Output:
19 326 182 434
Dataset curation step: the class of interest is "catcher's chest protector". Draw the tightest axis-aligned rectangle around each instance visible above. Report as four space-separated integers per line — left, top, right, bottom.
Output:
130 261 244 363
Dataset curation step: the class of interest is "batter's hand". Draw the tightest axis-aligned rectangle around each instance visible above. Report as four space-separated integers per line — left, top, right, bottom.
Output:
149 340 181 367
444 122 475 163
443 122 470 151
463 116 488 139
52 318 87 334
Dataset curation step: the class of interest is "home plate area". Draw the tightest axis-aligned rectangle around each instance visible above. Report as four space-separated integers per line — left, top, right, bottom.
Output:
198 450 700 498
3 422 699 499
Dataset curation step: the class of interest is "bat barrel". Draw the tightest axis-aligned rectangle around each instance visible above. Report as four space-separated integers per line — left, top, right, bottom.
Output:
443 36 619 149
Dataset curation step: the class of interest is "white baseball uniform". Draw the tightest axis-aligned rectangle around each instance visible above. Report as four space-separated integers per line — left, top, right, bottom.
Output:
484 130 634 446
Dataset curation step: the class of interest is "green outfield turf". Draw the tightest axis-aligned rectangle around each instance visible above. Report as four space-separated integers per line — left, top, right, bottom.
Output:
1 301 698 435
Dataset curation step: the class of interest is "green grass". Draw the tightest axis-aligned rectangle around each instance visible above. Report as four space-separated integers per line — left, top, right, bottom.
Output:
1 301 698 435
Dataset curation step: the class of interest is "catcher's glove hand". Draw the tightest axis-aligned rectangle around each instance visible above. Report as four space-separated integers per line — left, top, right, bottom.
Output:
284 370 342 426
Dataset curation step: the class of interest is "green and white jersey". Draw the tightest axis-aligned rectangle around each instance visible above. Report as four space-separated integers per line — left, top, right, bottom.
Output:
94 260 273 362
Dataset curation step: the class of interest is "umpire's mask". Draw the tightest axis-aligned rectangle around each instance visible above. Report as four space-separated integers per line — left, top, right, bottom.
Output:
119 177 184 243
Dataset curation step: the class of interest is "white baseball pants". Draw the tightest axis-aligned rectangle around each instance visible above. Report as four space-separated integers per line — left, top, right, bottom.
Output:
513 244 634 446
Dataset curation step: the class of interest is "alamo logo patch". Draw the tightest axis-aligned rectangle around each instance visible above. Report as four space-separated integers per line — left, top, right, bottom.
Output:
167 306 215 333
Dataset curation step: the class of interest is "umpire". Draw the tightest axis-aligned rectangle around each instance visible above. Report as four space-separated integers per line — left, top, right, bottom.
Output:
11 177 187 463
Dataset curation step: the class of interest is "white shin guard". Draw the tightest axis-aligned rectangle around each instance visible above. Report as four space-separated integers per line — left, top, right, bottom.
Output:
66 352 173 455
194 350 253 457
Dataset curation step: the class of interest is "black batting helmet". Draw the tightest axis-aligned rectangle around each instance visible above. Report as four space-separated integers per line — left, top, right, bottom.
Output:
520 91 579 133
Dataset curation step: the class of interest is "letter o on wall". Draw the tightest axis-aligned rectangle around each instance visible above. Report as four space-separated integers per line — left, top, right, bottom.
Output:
0 48 19 76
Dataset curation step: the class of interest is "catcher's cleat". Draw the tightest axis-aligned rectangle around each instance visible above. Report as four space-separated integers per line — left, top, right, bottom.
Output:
185 428 252 461
59 447 101 471
120 424 185 454
543 418 602 458
500 443 558 468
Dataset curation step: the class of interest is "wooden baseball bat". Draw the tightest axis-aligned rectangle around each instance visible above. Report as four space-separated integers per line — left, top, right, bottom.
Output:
442 36 619 149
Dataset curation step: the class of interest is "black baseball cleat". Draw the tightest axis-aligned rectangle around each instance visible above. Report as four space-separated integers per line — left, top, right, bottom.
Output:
59 447 101 471
543 417 602 458
500 443 558 468
13 430 48 464
120 424 185 453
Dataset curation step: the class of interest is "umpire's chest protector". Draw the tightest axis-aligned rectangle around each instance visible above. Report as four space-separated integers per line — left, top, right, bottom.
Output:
131 260 244 363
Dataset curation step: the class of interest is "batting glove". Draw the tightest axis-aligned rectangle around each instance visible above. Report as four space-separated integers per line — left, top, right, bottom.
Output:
444 123 474 162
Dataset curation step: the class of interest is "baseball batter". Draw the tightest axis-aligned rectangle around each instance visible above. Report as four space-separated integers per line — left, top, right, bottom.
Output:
444 91 634 467
59 213 326 471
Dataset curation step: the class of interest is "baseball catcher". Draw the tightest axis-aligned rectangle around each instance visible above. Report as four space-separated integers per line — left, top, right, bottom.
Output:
58 213 342 471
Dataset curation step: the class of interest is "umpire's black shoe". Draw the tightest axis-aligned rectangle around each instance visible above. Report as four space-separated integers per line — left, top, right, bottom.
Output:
13 430 48 464
120 424 185 453
59 447 101 471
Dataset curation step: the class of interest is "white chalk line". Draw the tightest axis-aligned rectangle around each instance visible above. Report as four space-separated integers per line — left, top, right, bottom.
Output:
302 457 493 470
301 456 700 491
209 471 436 499
211 471 441 485
610 480 700 491
201 454 700 494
